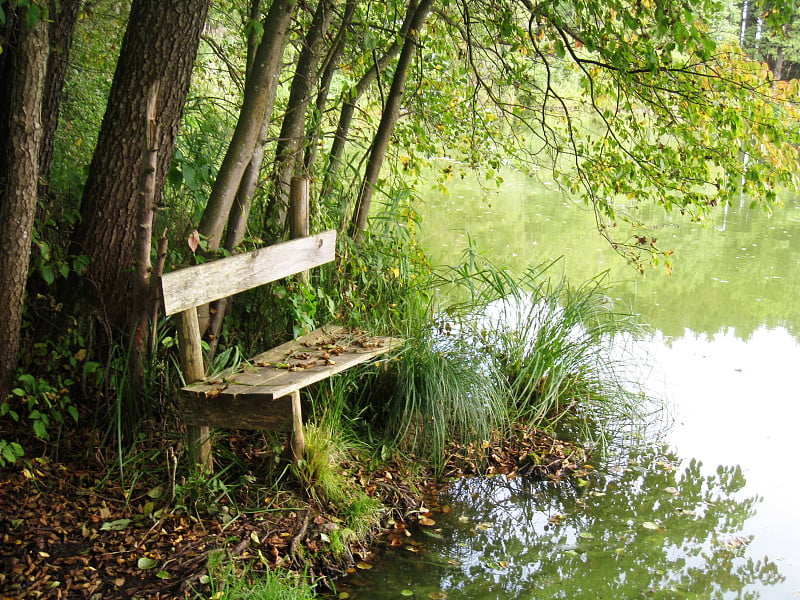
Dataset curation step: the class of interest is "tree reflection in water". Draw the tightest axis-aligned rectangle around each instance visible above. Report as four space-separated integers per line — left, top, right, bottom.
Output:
339 445 784 599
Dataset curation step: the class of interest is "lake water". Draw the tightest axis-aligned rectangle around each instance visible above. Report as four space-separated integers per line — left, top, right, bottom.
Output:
336 169 800 599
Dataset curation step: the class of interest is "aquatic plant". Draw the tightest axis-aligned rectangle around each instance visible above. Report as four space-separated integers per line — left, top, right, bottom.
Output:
440 250 652 450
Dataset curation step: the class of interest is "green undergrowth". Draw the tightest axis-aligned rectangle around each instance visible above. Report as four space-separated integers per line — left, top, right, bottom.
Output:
199 551 318 600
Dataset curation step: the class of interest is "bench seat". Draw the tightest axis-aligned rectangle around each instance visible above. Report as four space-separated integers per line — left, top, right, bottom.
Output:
182 325 402 430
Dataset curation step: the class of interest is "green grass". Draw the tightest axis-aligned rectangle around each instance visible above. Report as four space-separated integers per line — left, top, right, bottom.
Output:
290 424 383 545
441 251 651 449
307 214 652 470
198 552 317 599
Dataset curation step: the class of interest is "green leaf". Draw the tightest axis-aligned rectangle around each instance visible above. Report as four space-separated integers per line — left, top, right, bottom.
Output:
156 570 170 579
40 264 55 285
1 441 24 465
182 163 196 190
32 419 48 440
138 557 158 569
25 4 41 29
100 518 132 531
72 255 89 275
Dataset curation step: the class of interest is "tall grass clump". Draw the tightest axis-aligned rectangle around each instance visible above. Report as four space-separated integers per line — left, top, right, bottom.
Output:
441 251 651 450
290 424 383 541
374 289 508 472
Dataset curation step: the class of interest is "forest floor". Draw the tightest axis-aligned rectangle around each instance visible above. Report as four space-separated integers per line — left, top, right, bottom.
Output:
0 425 587 599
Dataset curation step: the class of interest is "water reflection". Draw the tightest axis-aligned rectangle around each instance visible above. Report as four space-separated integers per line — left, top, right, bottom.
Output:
421 169 800 341
338 446 785 599
352 168 800 599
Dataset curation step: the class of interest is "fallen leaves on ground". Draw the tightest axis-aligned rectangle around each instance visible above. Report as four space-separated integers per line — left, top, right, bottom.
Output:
0 424 584 599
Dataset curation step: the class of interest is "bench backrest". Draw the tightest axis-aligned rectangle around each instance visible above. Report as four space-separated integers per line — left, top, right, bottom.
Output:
161 229 336 316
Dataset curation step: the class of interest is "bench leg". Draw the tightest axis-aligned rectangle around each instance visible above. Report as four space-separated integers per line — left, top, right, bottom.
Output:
290 389 305 464
188 424 213 473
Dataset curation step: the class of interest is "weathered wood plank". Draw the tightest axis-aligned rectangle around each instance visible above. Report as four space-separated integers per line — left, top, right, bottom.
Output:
184 393 294 430
160 229 336 316
180 325 402 430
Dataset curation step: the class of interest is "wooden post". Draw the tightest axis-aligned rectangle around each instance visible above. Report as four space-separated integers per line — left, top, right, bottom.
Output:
289 175 310 238
288 175 310 461
177 306 212 472
289 389 305 463
289 175 310 283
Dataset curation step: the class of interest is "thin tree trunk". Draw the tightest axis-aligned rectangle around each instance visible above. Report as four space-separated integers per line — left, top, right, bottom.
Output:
266 0 334 229
321 1 413 201
198 0 296 251
0 8 48 401
349 0 434 242
219 0 273 254
773 45 784 81
201 0 296 355
39 0 82 193
130 81 160 394
303 0 357 172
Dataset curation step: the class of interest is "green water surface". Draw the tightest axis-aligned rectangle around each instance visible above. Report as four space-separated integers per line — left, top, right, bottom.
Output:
334 169 800 599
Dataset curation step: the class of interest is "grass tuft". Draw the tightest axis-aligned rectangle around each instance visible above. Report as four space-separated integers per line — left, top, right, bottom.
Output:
442 252 652 450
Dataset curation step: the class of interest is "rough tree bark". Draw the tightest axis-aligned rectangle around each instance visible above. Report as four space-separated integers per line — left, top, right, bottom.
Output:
0 7 49 401
72 0 210 326
348 0 434 242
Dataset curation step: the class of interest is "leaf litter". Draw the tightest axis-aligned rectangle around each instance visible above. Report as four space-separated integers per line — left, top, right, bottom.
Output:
0 423 585 598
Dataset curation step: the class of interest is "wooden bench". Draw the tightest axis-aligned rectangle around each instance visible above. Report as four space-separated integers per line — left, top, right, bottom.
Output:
160 229 401 471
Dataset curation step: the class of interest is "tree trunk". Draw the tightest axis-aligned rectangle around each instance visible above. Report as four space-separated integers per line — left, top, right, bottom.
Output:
198 0 296 251
39 0 82 192
265 0 334 228
220 0 272 254
0 7 49 401
773 45 784 81
198 0 295 352
303 0 357 172
348 0 434 242
72 0 210 326
321 3 411 203
129 81 160 396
